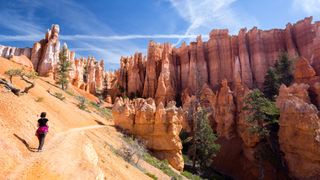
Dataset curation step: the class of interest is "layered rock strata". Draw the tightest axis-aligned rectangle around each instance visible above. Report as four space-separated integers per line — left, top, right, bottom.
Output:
112 97 184 171
0 45 31 59
110 17 320 102
33 24 61 77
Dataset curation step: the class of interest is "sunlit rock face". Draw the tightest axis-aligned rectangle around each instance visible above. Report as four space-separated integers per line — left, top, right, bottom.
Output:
37 24 61 77
0 45 32 59
276 84 320 179
112 97 184 171
109 17 320 102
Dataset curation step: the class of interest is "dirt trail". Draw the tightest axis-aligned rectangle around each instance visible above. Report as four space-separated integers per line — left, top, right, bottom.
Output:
0 57 159 180
8 125 108 180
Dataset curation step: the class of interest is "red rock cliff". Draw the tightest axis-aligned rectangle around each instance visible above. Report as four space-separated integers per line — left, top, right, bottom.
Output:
107 17 320 179
111 17 320 101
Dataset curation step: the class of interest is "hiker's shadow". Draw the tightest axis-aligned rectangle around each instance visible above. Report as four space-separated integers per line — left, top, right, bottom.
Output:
13 134 38 152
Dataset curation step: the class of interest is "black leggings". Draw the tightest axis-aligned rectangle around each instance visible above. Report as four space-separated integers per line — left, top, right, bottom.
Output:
37 133 46 150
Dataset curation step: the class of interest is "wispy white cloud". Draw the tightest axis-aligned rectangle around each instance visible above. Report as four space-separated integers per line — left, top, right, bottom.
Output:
169 0 258 45
1 0 144 65
292 0 320 14
0 9 43 35
0 35 42 41
2 0 258 67
0 34 208 42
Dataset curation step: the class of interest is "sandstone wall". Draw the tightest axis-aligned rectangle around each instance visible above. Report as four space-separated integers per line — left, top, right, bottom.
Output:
112 98 184 171
111 17 320 102
0 45 32 59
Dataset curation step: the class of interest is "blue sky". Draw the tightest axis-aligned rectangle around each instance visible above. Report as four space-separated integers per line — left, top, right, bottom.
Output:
0 0 319 70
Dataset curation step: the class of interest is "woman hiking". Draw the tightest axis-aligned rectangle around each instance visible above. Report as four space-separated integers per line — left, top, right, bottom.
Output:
36 112 49 152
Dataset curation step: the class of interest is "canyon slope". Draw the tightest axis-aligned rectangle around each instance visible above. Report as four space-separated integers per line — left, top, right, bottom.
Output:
0 57 174 180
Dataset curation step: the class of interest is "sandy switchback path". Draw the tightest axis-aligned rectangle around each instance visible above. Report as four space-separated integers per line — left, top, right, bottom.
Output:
8 125 107 180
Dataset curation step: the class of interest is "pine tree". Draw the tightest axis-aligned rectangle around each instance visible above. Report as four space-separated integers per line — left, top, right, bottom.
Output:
57 43 72 90
274 52 294 86
243 89 279 137
191 107 220 171
243 89 283 178
263 68 280 100
263 52 294 100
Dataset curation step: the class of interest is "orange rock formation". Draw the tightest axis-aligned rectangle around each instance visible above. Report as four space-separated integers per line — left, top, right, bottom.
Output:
276 84 320 179
112 98 184 171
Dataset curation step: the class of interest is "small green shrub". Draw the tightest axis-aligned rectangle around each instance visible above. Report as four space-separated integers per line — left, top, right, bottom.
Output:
76 96 87 110
54 92 66 101
66 90 75 96
117 136 146 166
143 153 182 179
181 171 203 180
35 97 44 102
89 101 112 119
145 172 158 180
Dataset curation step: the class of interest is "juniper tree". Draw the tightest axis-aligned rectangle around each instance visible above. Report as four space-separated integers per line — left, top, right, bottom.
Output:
3 68 38 95
57 43 72 90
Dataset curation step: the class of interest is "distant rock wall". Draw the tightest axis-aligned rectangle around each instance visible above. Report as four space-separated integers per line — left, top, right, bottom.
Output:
0 24 105 95
0 45 32 59
110 17 320 104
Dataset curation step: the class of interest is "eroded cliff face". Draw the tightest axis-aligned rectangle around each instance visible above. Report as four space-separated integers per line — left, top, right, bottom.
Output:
0 45 32 59
276 84 320 179
110 17 320 103
106 17 320 178
34 24 61 77
0 24 106 95
69 56 106 94
112 98 184 171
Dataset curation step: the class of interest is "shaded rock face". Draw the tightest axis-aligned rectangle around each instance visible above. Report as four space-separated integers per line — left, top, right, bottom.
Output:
182 80 236 138
294 57 316 82
276 84 320 179
112 98 184 171
215 79 236 139
116 53 146 98
234 84 260 148
62 55 105 94
293 57 320 109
